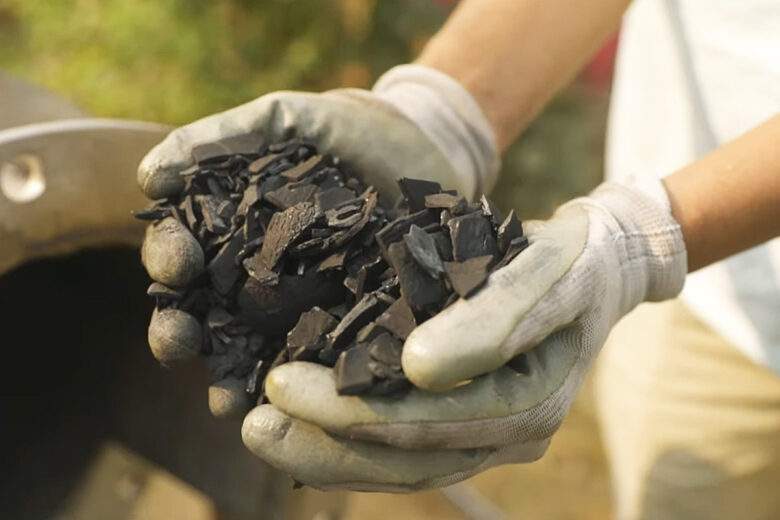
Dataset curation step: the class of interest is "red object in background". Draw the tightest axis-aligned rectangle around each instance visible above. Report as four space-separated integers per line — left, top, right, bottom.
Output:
581 33 620 92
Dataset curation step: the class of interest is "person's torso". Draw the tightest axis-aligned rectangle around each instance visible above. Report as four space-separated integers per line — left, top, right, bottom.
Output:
607 0 780 371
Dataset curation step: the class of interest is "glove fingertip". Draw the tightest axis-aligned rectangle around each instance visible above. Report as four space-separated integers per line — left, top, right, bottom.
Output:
401 330 459 392
148 307 202 367
137 145 188 200
241 405 294 455
209 377 253 419
141 218 204 288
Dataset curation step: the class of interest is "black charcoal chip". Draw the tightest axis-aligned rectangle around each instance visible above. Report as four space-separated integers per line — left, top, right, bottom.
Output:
343 267 367 301
480 195 504 228
257 202 316 270
286 307 338 353
238 270 346 336
207 307 234 330
355 322 386 344
237 184 262 216
335 346 374 395
134 206 171 221
281 155 324 182
403 224 445 278
181 196 199 230
497 209 523 253
374 298 416 340
424 193 467 214
248 153 282 174
197 195 229 234
325 203 364 228
368 333 403 368
315 187 356 214
147 282 184 301
328 293 391 350
387 241 446 311
376 210 438 258
398 178 442 212
241 257 280 287
447 211 499 262
208 232 246 295
493 236 530 270
246 360 266 395
264 183 318 210
317 247 350 272
444 255 493 298
258 174 287 197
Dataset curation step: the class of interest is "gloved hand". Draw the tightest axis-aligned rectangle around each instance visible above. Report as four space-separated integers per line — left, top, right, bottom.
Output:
241 177 688 492
137 65 499 417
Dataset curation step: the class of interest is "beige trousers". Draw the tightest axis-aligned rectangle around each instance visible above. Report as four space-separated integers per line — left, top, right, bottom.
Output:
595 299 780 520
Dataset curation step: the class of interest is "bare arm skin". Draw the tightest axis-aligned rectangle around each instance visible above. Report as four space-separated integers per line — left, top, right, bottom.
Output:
418 0 780 272
418 0 630 151
664 115 780 271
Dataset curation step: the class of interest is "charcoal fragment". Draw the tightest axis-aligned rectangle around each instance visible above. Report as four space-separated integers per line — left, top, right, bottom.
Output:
497 210 523 253
264 183 318 210
257 202 316 270
134 206 171 221
281 154 324 181
374 298 416 340
208 232 245 295
248 153 282 174
447 211 498 262
315 187 356 214
287 307 337 353
493 236 530 270
398 178 442 212
147 282 184 301
403 225 444 278
387 241 446 311
335 346 375 395
328 293 391 350
424 193 467 214
355 322 386 344
444 255 493 298
317 247 350 272
376 210 438 258
480 195 504 228
368 333 403 368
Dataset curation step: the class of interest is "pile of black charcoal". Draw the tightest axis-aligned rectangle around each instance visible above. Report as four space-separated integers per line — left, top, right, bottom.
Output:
136 138 529 401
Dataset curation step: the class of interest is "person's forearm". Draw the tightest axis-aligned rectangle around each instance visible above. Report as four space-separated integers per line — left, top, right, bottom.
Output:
418 0 629 151
663 114 780 272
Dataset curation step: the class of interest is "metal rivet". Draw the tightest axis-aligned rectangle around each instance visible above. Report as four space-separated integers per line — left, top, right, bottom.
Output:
0 154 46 203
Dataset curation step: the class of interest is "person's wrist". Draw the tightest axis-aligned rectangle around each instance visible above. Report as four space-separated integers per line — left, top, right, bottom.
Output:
372 64 500 198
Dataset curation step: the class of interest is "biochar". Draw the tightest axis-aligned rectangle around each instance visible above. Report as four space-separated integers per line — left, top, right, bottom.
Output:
136 138 530 403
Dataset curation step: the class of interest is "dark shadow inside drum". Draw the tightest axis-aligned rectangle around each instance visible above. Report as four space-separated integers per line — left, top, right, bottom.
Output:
0 248 284 519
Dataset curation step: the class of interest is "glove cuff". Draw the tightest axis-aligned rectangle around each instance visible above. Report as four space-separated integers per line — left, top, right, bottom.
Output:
586 176 688 307
373 64 500 199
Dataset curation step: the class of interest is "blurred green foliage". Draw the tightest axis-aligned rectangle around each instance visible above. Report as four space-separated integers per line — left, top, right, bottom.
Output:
0 0 605 218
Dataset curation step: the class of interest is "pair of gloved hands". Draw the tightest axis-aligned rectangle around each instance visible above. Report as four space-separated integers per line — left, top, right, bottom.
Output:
138 65 687 492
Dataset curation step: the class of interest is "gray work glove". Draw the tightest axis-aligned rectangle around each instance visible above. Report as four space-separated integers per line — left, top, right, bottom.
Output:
137 65 499 417
243 178 687 492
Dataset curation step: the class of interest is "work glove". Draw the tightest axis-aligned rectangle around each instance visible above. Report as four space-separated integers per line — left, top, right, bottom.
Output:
137 65 499 416
242 177 687 492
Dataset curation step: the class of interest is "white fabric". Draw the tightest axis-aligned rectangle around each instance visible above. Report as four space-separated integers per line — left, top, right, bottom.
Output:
373 64 501 198
246 181 687 491
608 0 780 370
